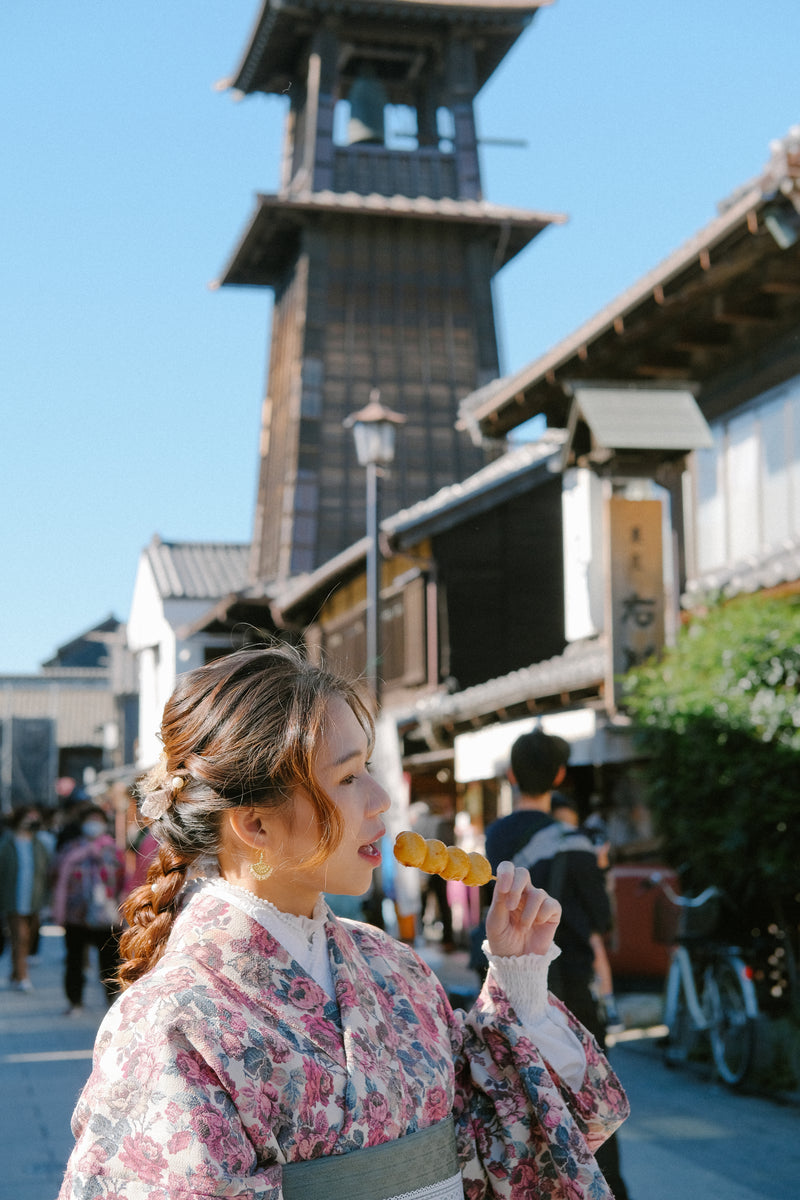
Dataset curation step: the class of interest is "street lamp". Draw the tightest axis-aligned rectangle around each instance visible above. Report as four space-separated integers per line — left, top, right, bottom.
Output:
344 390 406 706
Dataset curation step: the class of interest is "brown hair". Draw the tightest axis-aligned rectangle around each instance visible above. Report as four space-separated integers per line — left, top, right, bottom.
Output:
118 644 373 989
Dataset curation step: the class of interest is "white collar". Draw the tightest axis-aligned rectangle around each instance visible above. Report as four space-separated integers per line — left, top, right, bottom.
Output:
191 875 329 949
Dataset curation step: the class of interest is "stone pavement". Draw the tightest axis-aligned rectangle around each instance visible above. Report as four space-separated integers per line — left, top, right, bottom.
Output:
1 926 663 1200
0 925 108 1200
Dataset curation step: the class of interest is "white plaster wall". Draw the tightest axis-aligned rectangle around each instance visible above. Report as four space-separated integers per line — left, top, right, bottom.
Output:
126 556 163 654
128 557 221 767
562 468 605 642
692 374 800 575
136 645 163 768
128 556 167 767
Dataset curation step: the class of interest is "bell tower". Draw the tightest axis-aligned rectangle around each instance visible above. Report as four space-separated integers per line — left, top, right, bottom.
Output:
218 0 561 583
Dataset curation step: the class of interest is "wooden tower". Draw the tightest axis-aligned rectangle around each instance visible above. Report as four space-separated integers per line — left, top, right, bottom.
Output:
218 0 561 583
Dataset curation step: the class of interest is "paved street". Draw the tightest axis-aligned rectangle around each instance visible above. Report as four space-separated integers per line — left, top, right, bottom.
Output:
1 925 110 1200
2 928 798 1199
609 1034 800 1200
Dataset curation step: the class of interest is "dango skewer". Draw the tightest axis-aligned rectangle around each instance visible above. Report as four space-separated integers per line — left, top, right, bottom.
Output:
393 830 494 886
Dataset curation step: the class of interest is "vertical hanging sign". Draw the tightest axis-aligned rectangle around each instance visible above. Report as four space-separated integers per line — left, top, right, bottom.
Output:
605 497 664 711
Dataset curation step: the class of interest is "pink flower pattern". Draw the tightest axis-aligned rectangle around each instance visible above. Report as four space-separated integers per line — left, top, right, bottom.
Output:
59 892 628 1199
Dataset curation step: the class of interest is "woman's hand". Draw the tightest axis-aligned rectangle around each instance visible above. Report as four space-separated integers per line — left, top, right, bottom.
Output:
484 861 561 958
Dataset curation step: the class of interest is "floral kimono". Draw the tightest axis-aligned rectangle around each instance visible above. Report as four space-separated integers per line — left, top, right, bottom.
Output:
59 890 628 1199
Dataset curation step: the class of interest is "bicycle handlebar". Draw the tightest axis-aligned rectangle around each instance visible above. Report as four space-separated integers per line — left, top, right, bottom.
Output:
644 871 722 909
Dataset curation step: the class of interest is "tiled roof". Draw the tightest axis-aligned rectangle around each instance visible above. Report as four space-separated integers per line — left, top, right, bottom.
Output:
400 639 607 731
227 0 548 97
273 434 566 616
217 191 563 288
457 124 800 437
684 535 800 606
457 182 764 432
145 537 251 601
271 188 564 229
385 431 567 541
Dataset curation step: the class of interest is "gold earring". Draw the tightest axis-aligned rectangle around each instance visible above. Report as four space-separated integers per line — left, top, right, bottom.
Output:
249 850 273 880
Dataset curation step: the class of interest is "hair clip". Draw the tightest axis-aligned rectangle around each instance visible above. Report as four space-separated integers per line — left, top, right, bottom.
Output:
141 772 189 820
141 790 171 820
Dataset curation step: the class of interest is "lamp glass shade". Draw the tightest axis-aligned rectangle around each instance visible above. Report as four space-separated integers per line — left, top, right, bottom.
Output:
352 418 397 466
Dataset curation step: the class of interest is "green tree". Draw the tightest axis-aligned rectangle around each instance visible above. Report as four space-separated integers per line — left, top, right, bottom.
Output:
622 593 800 919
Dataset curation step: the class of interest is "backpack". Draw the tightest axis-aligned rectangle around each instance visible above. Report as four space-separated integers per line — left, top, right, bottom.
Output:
64 839 121 927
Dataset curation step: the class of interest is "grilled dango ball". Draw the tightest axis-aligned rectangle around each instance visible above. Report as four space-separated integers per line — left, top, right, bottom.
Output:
440 846 471 881
461 851 493 888
392 830 427 868
393 831 493 886
420 838 448 874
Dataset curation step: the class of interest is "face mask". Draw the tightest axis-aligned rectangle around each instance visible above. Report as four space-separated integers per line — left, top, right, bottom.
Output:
82 819 107 839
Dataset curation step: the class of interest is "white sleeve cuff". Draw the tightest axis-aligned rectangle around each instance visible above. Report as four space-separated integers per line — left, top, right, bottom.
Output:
483 941 587 1091
484 940 560 1024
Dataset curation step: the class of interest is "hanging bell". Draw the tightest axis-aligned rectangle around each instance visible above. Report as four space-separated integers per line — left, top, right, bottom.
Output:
347 67 387 146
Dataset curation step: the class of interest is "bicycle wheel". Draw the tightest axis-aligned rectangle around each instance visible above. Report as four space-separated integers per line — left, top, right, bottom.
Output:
703 958 756 1086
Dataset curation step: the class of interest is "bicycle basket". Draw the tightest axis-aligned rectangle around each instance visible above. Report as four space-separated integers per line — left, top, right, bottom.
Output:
652 892 680 945
652 890 722 943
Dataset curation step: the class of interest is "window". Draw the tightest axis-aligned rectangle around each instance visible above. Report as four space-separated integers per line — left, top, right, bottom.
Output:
321 574 427 689
693 374 800 574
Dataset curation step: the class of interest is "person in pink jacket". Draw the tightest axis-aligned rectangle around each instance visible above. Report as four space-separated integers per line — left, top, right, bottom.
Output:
51 805 125 1014
60 646 628 1199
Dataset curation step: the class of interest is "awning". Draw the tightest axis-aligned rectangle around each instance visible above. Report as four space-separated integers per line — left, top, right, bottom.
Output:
453 707 635 783
570 384 714 454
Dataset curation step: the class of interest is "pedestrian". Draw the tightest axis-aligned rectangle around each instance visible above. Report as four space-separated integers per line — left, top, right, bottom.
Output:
0 807 52 991
485 728 632 1200
551 798 624 1033
415 798 457 950
51 805 125 1015
60 645 628 1199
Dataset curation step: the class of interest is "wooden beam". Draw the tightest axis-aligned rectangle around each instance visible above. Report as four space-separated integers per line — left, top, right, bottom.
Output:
713 294 778 325
760 279 800 295
758 261 800 295
714 307 778 326
674 326 732 351
635 363 694 379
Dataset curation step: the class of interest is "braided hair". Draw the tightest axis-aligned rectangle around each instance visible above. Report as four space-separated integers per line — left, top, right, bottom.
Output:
118 644 373 989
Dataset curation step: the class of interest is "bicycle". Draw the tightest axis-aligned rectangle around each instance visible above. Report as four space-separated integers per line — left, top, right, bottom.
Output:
646 872 760 1087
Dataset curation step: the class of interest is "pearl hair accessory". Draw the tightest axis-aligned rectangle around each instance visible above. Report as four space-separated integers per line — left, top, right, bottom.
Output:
141 774 187 820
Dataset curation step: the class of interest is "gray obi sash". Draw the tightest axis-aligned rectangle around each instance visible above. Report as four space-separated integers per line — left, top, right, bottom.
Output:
280 1116 463 1200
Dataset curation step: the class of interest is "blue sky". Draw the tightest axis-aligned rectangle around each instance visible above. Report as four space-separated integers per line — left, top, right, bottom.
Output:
3 0 799 673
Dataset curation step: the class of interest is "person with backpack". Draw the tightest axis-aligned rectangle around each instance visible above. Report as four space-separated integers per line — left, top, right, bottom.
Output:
51 804 125 1015
485 728 631 1200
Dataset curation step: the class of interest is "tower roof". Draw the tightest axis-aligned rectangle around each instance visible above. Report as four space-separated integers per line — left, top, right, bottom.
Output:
226 0 551 97
216 190 565 287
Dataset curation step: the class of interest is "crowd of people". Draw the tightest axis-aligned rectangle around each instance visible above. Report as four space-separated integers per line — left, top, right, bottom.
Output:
2 647 633 1198
0 792 145 1013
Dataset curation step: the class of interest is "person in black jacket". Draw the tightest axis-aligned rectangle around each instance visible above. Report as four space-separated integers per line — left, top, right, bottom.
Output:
485 728 631 1200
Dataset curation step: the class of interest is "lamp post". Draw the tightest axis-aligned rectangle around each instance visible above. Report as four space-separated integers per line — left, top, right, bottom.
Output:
344 391 406 707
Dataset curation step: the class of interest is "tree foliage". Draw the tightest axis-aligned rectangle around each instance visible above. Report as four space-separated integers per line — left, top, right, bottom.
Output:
622 593 800 917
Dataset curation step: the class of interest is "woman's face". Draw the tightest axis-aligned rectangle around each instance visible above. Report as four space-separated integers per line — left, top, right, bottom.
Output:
259 695 390 916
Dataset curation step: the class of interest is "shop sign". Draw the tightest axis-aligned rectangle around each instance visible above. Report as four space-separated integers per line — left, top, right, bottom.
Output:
606 497 664 710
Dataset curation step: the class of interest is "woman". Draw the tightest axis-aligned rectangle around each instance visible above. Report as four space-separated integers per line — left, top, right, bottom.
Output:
51 804 126 1014
0 807 51 991
59 646 628 1199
